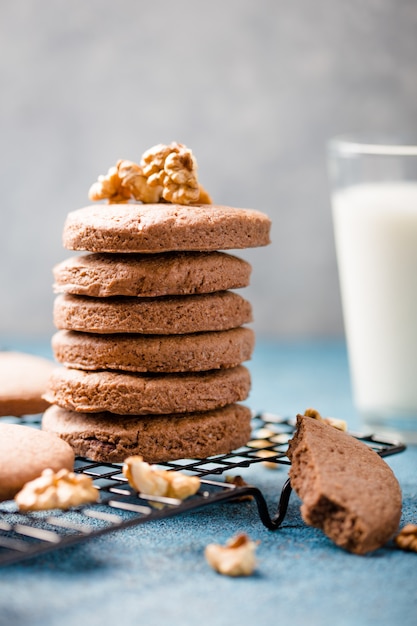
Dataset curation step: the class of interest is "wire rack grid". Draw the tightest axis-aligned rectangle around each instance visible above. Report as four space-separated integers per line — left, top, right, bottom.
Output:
0 412 406 567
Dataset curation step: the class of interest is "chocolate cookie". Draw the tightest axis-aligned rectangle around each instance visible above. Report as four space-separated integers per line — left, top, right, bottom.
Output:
53 251 251 297
43 365 251 415
42 403 252 463
53 292 252 335
52 327 255 373
62 204 271 253
0 424 74 501
0 351 55 416
287 415 402 555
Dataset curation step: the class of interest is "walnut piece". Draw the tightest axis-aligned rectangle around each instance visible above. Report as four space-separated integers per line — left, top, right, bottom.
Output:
117 159 161 203
141 142 178 181
88 164 131 204
205 533 259 576
141 142 200 205
197 183 212 204
123 456 200 501
162 149 199 204
255 449 279 469
15 468 99 512
394 524 417 552
225 474 254 501
88 142 209 206
303 408 347 432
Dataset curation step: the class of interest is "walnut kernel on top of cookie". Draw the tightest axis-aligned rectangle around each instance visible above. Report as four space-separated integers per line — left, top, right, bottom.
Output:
88 142 212 206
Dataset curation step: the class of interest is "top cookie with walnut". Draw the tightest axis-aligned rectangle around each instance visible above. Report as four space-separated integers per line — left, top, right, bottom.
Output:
70 142 271 252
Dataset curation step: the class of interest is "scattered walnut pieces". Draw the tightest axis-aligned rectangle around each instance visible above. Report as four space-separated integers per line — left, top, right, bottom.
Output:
303 408 347 432
255 449 279 470
325 417 348 432
123 455 200 502
394 524 417 552
225 475 254 501
225 474 249 488
205 533 259 577
254 427 275 439
89 142 212 206
15 468 99 512
247 430 279 469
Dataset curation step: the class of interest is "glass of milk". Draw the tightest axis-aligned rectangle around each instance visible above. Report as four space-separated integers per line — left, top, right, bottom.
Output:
328 136 417 443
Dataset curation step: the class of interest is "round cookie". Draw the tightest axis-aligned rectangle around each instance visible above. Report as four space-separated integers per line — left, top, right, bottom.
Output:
53 291 252 335
42 404 252 463
0 423 74 501
0 351 55 417
62 204 271 253
43 365 251 415
52 328 255 373
53 251 252 298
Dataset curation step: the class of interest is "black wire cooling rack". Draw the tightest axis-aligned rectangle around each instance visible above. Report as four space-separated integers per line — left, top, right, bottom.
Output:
0 412 406 567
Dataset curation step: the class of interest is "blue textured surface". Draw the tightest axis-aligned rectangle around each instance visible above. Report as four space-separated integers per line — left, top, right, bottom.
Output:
0 339 416 626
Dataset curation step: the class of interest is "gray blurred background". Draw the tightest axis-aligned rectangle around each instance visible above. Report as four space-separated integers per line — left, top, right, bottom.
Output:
1 0 416 340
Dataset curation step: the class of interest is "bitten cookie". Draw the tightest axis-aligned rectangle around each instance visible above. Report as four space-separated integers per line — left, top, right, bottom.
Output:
287 415 402 555
42 404 252 463
53 251 251 297
53 292 252 335
0 351 55 416
52 328 255 373
0 424 74 501
62 204 271 253
43 365 251 415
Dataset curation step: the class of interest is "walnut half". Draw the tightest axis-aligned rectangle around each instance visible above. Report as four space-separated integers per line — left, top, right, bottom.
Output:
88 142 212 206
88 164 132 204
15 468 99 512
141 142 200 204
123 456 200 501
205 533 259 576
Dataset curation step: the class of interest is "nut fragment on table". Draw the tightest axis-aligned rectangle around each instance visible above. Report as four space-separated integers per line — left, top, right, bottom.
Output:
15 468 99 512
394 524 417 552
123 456 200 501
205 533 259 577
303 407 347 432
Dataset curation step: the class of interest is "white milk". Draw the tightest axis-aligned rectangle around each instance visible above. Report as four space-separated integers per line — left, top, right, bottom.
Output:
332 182 417 422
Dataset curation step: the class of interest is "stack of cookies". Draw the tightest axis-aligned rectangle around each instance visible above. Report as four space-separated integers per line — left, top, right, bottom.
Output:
42 163 271 464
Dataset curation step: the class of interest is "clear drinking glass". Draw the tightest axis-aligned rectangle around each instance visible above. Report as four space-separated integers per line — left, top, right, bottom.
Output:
328 136 417 443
